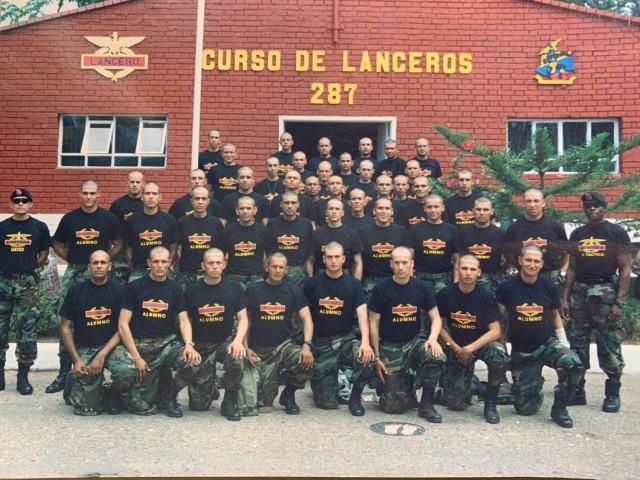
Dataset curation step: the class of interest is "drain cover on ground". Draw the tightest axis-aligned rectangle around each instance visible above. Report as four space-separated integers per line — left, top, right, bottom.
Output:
369 422 425 436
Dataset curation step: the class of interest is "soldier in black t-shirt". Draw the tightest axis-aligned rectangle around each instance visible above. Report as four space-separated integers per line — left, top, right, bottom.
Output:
245 253 314 414
176 187 224 290
303 242 375 415
109 171 145 285
220 196 269 287
396 175 431 228
444 169 481 230
504 189 568 282
460 197 506 295
411 137 442 179
359 198 407 301
207 142 242 202
266 192 314 286
0 188 51 394
198 129 223 174
174 248 248 420
255 157 286 206
60 250 135 415
48 180 123 394
270 171 317 226
368 246 446 421
168 169 222 221
342 188 375 232
309 199 364 279
220 167 270 225
406 194 462 294
496 246 583 428
124 182 179 282
272 132 295 177
117 247 201 417
562 192 631 413
437 255 507 423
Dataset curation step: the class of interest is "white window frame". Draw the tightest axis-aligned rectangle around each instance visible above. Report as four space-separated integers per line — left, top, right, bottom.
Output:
279 115 396 161
507 119 620 173
59 114 168 168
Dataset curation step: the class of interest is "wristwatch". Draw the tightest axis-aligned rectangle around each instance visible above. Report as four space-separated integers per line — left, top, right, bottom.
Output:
302 340 313 349
187 341 196 347
614 300 625 308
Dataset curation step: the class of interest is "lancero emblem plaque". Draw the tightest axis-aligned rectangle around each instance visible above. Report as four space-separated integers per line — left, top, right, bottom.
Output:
81 32 148 81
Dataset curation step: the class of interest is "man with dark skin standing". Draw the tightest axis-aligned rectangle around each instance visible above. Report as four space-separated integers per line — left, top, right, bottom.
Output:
562 192 631 413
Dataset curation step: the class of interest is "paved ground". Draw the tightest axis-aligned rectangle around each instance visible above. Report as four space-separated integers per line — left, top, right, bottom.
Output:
0 369 638 479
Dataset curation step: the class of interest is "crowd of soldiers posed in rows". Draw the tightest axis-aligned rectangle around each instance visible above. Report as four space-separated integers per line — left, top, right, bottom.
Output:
0 129 631 430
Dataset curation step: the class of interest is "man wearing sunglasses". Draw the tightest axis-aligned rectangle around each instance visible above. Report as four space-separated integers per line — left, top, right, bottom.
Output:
562 192 631 413
0 189 52 394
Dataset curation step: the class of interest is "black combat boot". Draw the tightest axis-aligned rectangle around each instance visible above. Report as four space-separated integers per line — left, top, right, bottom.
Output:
46 357 72 393
348 384 365 417
17 363 34 395
0 361 5 391
220 389 242 421
567 379 586 406
483 383 500 424
550 394 573 428
103 386 126 415
161 387 184 418
278 383 300 415
602 378 621 413
418 386 442 423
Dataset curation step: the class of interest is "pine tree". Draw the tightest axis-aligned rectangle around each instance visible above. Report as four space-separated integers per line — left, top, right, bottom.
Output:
433 124 640 229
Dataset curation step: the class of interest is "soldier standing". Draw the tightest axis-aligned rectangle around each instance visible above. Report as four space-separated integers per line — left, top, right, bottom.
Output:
562 192 631 413
0 188 51 394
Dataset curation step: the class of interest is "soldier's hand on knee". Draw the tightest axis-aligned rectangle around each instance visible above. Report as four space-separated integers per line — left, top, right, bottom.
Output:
228 340 246 360
184 345 201 365
425 338 443 358
134 357 150 382
358 343 375 364
87 354 106 376
298 346 314 369
73 361 88 377
375 359 388 384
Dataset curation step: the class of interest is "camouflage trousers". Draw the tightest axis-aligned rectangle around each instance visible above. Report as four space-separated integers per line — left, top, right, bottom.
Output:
176 271 200 292
510 337 583 416
56 264 92 363
127 335 193 414
0 274 39 365
378 335 447 414
173 339 245 411
69 345 137 410
414 271 451 295
285 266 309 287
568 281 625 381
226 274 263 290
476 272 505 297
444 341 508 411
311 333 376 406
251 339 314 408
110 254 131 286
128 266 149 283
362 276 388 304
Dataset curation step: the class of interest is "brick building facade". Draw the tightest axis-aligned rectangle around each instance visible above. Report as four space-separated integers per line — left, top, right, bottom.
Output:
1 0 639 214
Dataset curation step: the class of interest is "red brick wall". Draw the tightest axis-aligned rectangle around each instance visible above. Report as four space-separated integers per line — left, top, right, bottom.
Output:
1 0 638 213
0 0 198 212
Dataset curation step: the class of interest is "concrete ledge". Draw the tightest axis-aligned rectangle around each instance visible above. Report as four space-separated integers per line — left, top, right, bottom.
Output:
4 341 640 374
